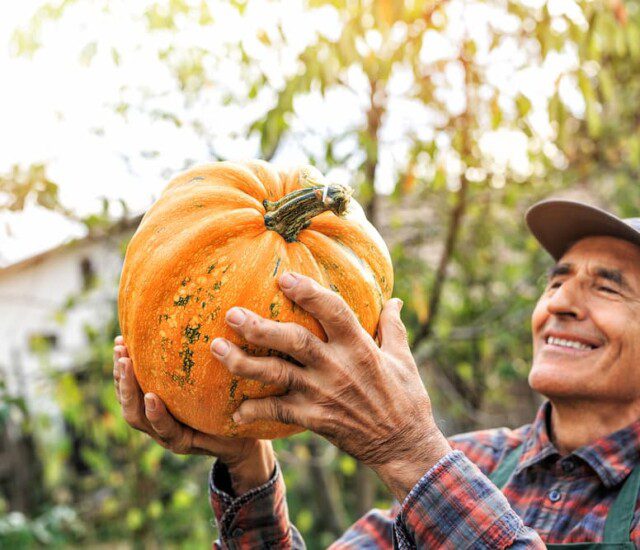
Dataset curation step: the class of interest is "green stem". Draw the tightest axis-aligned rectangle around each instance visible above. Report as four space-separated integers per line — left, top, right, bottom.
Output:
264 184 352 242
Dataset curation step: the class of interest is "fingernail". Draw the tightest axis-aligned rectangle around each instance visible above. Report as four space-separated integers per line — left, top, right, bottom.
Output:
144 394 156 411
232 412 243 424
279 272 299 289
226 308 246 326
395 298 404 310
212 338 230 356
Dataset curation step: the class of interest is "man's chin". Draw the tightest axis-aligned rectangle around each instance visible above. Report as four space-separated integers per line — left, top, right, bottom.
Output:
528 367 583 399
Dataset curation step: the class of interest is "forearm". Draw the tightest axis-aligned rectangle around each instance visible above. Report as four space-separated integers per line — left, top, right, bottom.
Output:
223 440 275 496
386 450 545 549
210 448 305 549
372 427 452 503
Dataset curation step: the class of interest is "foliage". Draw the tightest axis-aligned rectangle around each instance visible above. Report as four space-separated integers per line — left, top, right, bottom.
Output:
0 507 84 548
0 164 71 216
3 0 640 547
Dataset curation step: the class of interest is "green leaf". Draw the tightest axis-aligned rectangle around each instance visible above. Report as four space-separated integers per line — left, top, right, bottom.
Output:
515 94 532 118
79 41 97 66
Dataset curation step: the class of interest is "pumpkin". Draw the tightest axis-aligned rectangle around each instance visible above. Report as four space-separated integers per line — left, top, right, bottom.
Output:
118 160 393 439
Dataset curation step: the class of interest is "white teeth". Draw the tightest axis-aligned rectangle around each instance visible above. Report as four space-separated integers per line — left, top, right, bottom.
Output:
546 336 594 350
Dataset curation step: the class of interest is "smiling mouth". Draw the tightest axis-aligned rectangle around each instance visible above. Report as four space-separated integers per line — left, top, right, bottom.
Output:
545 336 597 351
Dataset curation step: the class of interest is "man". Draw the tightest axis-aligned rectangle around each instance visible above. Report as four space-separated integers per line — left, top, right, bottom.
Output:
113 199 640 548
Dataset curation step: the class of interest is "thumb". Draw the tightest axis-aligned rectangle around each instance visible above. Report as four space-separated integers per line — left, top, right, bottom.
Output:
378 298 410 355
144 393 188 446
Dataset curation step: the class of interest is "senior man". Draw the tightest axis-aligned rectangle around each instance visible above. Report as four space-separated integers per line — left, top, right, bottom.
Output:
114 199 640 548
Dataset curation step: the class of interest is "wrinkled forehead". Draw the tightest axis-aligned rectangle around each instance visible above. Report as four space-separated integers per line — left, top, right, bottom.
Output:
559 236 640 284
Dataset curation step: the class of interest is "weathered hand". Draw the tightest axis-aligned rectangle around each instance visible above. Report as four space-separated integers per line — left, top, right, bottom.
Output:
113 336 274 495
212 272 452 501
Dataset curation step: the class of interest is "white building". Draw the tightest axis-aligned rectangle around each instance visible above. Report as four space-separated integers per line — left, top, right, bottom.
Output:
0 217 141 416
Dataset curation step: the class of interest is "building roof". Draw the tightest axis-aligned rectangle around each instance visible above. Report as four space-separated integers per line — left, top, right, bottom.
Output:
0 214 143 278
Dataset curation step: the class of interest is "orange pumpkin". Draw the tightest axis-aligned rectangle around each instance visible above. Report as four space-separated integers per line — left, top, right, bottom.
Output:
118 160 393 439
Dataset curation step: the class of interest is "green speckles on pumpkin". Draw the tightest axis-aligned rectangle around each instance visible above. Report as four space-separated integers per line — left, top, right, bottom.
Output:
169 372 194 388
158 313 170 324
184 324 201 344
174 295 191 307
269 302 281 318
160 335 171 364
206 306 221 321
203 335 210 343
181 277 191 287
330 283 339 293
222 265 230 274
273 257 281 277
179 345 195 378
213 281 221 291
229 378 239 400
201 301 207 309
207 262 217 274
320 259 340 271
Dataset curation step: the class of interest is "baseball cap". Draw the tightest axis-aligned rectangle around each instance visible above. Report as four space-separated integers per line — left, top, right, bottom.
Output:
525 199 640 261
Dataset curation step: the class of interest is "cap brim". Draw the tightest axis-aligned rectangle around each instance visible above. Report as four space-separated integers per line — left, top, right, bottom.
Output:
525 200 640 261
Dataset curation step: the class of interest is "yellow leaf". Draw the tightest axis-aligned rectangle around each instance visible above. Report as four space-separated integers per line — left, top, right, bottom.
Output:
412 278 429 324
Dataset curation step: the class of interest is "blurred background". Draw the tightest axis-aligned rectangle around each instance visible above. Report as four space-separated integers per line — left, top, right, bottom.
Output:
1 0 639 547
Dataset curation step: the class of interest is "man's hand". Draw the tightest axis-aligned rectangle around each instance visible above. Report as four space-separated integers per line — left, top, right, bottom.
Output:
212 272 452 502
113 336 274 495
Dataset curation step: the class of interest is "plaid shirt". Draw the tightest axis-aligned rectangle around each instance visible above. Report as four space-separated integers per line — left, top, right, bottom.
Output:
209 401 640 548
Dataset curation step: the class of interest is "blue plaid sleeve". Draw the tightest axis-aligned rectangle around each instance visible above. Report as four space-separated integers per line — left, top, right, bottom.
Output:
209 459 306 549
393 450 545 549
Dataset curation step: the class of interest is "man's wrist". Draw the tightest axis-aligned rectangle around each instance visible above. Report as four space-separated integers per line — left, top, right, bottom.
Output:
224 440 275 496
372 429 452 502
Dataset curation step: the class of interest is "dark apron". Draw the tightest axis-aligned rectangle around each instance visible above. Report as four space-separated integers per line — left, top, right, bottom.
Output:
489 443 640 548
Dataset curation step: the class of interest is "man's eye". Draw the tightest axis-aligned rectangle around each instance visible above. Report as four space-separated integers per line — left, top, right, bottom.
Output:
599 286 618 294
549 281 562 289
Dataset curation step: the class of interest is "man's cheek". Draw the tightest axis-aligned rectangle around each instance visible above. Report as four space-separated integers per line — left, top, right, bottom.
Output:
531 300 548 345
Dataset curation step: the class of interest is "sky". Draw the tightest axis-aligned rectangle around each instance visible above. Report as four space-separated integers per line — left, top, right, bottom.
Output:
0 0 584 267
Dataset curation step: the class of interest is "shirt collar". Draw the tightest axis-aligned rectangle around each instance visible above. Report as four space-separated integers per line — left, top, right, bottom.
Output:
515 401 640 488
515 401 559 475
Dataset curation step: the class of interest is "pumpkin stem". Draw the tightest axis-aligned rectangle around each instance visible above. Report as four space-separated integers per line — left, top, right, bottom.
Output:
264 181 352 242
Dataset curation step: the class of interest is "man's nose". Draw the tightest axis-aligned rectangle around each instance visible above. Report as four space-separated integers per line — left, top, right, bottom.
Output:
546 279 587 320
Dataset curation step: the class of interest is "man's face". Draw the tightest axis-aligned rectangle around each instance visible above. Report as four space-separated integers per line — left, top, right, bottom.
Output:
530 236 640 402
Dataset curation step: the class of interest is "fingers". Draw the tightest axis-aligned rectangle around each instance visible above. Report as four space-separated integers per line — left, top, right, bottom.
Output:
378 298 410 357
118 357 153 434
211 338 311 392
277 272 363 342
224 307 328 368
233 395 303 427
113 343 128 404
143 393 193 452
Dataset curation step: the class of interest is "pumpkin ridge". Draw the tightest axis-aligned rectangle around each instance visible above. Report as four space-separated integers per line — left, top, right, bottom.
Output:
120 208 263 357
163 162 269 201
305 217 393 298
299 230 386 334
135 189 264 239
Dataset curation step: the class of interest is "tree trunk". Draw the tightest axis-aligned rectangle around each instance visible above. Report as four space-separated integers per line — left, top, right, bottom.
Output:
307 436 349 536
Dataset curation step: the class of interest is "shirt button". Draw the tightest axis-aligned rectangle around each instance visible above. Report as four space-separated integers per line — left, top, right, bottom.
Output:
561 459 576 473
548 490 561 502
231 528 244 537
